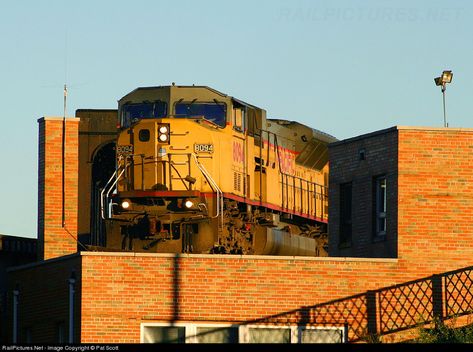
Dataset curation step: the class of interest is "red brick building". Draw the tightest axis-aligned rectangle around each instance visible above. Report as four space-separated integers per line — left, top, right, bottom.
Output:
4 121 473 344
328 126 473 266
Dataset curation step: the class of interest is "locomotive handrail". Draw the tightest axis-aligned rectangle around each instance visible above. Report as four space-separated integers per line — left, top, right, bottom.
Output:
256 127 328 220
168 160 191 190
100 157 129 219
191 153 224 229
100 170 116 220
278 171 328 220
100 167 126 220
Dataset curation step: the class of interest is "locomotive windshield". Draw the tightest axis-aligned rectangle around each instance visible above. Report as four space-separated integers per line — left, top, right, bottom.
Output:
175 102 227 128
120 101 167 128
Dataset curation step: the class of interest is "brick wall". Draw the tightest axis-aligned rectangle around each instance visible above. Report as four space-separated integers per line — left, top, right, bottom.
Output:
10 124 473 344
397 127 473 270
78 252 472 343
5 255 81 343
38 117 80 260
76 110 117 239
7 251 473 342
0 237 37 342
79 253 401 343
328 127 398 258
328 126 473 275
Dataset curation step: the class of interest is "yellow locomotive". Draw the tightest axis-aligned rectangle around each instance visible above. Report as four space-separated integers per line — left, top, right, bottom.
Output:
100 84 337 256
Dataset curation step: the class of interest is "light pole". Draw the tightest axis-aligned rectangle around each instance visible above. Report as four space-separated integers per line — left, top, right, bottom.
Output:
434 70 453 127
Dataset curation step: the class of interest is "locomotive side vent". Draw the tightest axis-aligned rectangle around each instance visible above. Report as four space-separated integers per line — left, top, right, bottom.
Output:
233 172 242 192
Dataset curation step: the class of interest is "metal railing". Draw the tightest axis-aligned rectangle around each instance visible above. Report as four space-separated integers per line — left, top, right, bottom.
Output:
255 128 328 221
100 152 224 227
280 173 328 220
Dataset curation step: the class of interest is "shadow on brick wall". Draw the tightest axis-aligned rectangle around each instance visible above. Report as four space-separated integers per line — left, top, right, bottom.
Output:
179 265 473 343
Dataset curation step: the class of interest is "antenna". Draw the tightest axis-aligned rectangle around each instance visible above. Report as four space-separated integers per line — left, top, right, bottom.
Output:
63 28 68 119
62 30 68 228
62 83 67 228
64 84 68 118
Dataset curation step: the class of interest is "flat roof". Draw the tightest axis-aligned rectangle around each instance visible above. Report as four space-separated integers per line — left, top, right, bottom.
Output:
329 125 473 147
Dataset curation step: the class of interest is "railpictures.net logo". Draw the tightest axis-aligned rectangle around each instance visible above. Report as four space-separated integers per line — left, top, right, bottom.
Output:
1 346 119 352
277 7 463 23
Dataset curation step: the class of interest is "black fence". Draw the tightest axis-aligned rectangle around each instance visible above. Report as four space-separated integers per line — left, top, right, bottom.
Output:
281 265 473 342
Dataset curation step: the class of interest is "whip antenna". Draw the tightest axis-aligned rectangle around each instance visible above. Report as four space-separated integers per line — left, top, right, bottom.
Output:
62 30 68 228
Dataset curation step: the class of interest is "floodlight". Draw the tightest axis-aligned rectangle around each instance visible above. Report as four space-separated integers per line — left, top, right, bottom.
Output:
441 70 453 84
434 70 453 127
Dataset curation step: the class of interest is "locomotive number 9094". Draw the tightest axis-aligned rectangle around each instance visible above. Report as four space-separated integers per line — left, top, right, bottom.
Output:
194 144 214 153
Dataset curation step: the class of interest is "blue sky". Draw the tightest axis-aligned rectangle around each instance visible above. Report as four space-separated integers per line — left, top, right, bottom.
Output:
1 0 472 238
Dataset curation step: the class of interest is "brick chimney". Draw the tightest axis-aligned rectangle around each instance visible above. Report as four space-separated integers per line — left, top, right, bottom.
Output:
37 117 80 260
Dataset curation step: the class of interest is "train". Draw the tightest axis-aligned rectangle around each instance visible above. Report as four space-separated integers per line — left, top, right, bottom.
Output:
99 84 337 256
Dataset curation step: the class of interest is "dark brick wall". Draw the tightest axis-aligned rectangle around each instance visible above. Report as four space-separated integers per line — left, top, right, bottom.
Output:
5 255 81 343
328 127 398 258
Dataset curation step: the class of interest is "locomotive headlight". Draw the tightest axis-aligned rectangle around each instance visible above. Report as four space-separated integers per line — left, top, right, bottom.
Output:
158 123 170 144
184 199 194 209
121 199 132 210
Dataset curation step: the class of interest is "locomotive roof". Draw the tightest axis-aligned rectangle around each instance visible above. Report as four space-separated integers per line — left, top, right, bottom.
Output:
119 85 263 110
121 85 228 99
269 118 338 143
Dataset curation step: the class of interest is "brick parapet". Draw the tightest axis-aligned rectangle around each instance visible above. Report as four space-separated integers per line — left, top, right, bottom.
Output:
79 253 400 342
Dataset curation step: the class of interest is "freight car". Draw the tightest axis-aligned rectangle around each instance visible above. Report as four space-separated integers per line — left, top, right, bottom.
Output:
99 84 337 256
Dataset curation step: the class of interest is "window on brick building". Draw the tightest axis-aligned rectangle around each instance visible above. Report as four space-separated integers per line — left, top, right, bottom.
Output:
299 327 345 343
142 326 186 343
195 326 238 343
374 175 387 239
140 323 346 343
339 182 352 247
246 327 291 343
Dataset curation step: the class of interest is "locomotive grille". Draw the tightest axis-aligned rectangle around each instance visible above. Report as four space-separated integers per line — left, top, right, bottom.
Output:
234 172 242 192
